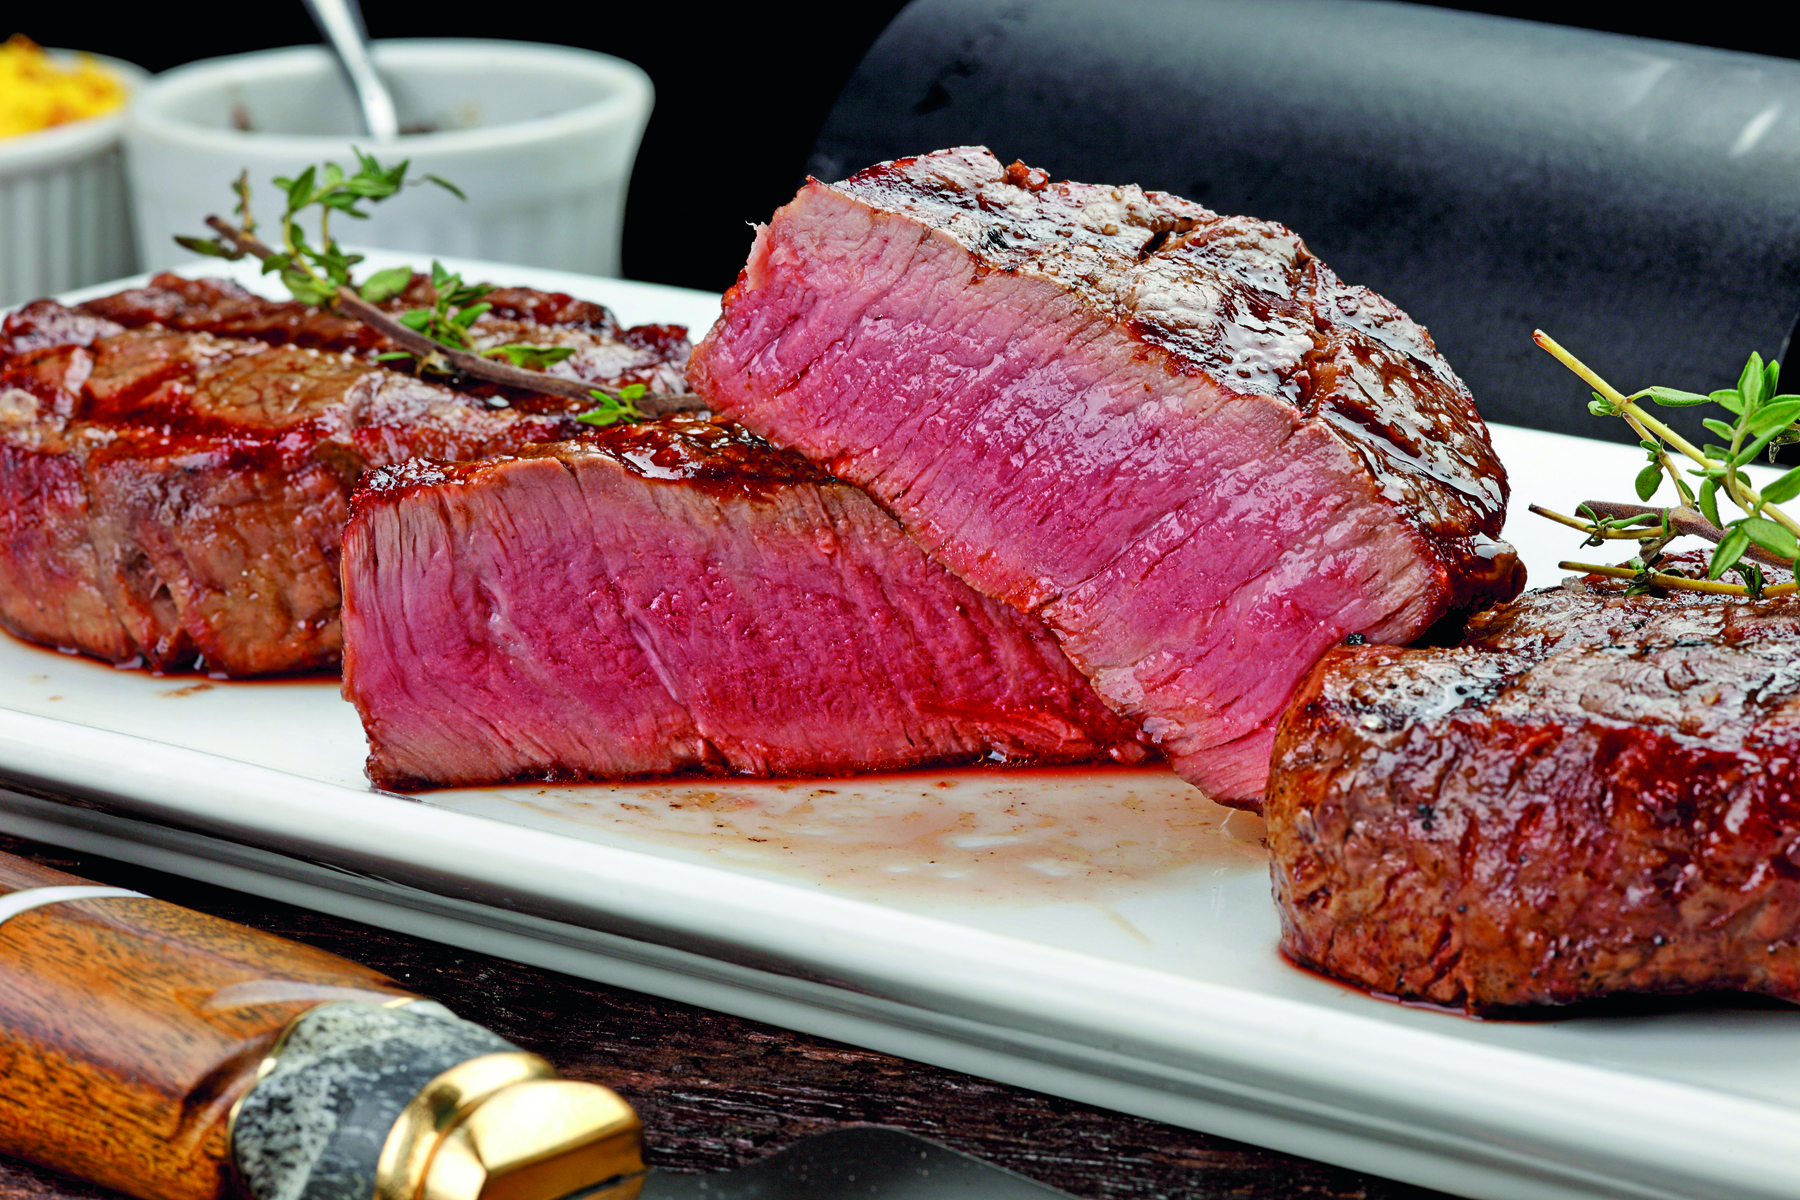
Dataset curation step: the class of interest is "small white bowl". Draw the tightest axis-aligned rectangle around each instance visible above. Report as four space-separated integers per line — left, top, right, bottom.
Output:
126 40 652 278
0 52 147 306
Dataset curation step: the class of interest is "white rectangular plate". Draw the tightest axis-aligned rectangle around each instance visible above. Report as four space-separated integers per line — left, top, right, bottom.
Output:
3 255 1794 1200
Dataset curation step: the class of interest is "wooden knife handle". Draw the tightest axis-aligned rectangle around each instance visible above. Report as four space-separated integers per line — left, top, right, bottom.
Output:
0 851 413 1200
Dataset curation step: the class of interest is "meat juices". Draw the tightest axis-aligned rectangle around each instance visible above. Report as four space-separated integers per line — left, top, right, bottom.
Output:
689 147 1522 806
341 422 1150 790
1268 564 1800 1012
0 275 687 675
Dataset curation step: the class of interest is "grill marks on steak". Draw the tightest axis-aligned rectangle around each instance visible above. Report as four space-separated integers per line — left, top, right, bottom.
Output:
341 420 1151 789
1267 561 1800 1012
688 147 1521 805
0 275 691 675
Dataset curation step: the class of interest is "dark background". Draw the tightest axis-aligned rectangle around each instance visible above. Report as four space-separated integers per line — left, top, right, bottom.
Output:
16 2 1797 293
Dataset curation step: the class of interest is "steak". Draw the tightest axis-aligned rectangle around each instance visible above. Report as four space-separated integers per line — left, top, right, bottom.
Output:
1267 560 1800 1012
77 273 691 399
341 420 1152 790
0 274 689 675
688 147 1523 807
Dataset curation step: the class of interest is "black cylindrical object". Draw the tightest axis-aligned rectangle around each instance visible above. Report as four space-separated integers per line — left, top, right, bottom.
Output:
811 0 1800 443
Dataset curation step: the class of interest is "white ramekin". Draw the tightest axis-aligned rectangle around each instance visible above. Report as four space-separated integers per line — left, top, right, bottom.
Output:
126 40 653 278
0 53 147 306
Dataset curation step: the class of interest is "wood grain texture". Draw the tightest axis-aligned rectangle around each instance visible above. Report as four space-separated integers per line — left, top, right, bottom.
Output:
0 833 1451 1200
0 847 410 1200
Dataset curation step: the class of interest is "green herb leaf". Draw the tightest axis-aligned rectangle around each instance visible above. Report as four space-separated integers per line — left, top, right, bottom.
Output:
1634 463 1663 501
1712 389 1746 415
1763 466 1800 505
1747 399 1800 437
1739 517 1799 561
451 301 492 329
1636 386 1712 407
1740 352 1768 410
1698 477 1724 527
374 350 415 362
424 174 467 200
485 343 577 369
359 266 415 303
397 309 432 332
1588 391 1618 417
1738 417 1800 466
1703 417 1736 440
575 385 650 428
1710 526 1751 579
283 271 334 306
285 166 317 210
173 235 241 259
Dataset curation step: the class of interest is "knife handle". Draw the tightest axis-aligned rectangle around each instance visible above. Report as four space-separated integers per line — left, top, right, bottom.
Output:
0 850 412 1200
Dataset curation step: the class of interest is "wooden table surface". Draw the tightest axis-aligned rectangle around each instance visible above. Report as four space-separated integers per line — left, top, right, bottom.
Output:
0 831 1451 1200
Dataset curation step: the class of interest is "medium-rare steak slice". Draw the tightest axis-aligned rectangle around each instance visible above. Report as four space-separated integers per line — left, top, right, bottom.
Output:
0 275 689 675
1267 560 1800 1012
688 147 1523 806
341 420 1151 789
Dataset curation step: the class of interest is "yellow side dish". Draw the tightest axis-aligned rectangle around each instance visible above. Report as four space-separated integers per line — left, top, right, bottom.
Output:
0 35 127 139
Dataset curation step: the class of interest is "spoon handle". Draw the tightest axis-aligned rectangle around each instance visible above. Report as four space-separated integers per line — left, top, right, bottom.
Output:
302 0 401 141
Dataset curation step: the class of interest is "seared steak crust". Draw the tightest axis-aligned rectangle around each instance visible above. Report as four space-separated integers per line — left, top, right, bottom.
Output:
690 147 1521 805
0 275 689 675
1268 562 1800 1012
342 420 1151 789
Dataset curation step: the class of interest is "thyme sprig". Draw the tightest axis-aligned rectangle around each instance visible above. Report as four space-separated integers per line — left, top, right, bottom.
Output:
575 383 649 427
177 155 704 419
1557 561 1797 599
177 151 461 306
1535 331 1800 598
375 262 576 377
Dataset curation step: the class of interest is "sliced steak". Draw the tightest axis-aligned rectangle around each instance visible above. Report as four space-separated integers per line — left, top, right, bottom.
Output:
688 147 1522 807
0 275 689 675
341 420 1152 789
1267 561 1800 1012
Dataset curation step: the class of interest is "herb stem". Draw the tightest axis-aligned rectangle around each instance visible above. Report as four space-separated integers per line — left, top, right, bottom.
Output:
1572 500 1795 568
1528 504 1659 539
1530 330 1701 504
204 214 707 415
1533 331 1708 464
1560 561 1798 598
279 208 327 289
233 171 256 237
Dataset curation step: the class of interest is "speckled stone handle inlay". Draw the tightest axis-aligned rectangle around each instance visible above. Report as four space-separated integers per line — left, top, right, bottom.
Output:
232 1002 517 1200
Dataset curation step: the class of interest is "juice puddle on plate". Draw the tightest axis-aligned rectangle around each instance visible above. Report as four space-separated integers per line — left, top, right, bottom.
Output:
434 764 1266 905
